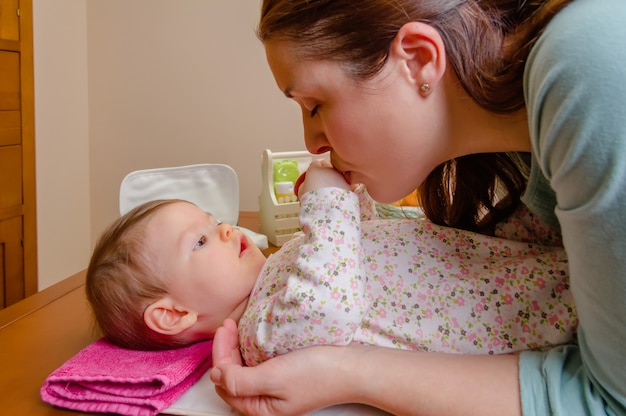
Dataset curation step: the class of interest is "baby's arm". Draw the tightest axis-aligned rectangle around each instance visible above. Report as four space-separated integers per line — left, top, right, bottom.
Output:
296 160 377 221
239 186 367 365
296 159 350 196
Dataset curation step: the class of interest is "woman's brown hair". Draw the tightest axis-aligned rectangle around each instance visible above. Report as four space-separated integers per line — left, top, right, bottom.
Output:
258 0 572 232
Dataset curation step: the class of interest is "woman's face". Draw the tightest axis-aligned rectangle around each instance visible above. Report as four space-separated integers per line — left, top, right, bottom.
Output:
265 41 451 203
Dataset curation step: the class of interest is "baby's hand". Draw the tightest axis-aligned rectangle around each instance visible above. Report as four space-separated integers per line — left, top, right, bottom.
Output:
297 159 350 197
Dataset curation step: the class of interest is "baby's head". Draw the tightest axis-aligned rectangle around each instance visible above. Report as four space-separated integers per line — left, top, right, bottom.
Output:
86 199 266 350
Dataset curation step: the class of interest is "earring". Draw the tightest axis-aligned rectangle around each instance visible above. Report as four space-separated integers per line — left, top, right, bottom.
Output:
419 83 431 95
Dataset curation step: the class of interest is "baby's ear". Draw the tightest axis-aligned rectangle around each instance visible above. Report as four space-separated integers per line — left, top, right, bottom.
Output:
143 297 198 335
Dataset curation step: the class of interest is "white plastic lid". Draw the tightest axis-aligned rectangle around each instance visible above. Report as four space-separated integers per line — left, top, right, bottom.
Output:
275 181 294 194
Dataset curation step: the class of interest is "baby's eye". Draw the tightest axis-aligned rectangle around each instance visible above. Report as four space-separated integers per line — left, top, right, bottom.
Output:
194 235 207 250
310 105 319 118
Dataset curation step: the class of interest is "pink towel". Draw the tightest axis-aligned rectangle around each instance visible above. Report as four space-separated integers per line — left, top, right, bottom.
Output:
40 338 213 416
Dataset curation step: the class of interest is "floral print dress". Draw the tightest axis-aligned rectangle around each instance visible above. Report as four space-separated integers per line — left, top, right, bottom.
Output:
238 187 576 366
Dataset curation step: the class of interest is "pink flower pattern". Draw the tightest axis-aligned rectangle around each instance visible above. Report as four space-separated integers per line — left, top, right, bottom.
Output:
238 188 577 366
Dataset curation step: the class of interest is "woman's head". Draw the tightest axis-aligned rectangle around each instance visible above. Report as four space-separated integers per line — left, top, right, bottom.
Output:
86 199 186 350
259 0 505 204
258 0 571 231
258 0 571 111
259 0 508 110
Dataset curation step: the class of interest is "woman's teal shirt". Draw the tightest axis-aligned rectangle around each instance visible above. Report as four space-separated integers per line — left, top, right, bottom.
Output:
521 0 626 414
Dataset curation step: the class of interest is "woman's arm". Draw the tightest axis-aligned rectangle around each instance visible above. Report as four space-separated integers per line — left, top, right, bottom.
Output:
212 319 522 416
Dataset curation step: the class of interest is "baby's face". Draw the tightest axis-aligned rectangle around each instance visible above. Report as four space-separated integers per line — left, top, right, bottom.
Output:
145 201 267 332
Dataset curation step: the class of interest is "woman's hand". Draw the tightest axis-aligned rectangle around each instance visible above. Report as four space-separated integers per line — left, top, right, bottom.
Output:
210 319 522 416
210 318 352 416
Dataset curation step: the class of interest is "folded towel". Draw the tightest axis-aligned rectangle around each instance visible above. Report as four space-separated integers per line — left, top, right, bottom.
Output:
40 338 213 416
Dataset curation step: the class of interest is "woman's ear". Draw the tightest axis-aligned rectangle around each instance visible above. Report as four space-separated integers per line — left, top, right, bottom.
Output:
389 21 446 92
143 297 198 335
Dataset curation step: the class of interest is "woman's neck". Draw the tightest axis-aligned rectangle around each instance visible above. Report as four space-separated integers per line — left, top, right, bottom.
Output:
444 73 531 157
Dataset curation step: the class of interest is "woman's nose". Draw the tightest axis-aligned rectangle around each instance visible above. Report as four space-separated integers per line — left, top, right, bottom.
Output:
302 113 331 155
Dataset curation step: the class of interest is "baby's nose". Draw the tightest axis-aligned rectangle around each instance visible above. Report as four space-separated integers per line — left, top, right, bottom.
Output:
218 223 234 240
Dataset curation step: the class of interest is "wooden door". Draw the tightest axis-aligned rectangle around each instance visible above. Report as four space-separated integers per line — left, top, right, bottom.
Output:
0 0 37 308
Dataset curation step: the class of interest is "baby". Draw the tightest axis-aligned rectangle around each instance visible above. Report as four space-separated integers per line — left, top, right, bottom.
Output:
86 160 576 365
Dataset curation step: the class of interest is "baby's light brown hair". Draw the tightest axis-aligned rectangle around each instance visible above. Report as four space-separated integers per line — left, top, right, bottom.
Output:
86 199 190 350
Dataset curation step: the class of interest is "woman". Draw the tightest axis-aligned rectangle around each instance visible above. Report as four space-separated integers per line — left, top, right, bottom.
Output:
210 0 626 415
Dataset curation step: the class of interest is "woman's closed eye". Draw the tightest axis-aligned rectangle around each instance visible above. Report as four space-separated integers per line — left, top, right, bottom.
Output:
310 105 319 117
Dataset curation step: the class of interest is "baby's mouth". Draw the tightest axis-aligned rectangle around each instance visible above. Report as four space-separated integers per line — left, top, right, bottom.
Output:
239 235 249 257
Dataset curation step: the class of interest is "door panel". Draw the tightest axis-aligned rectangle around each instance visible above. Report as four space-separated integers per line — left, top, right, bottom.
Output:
0 111 20 145
0 145 22 209
0 215 24 308
0 0 36 307
0 51 20 109
0 0 19 41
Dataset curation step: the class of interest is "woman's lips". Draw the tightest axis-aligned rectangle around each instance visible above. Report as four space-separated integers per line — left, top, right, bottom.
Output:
342 170 352 185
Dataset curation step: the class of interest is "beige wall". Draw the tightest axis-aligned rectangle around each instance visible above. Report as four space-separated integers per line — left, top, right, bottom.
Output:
33 0 303 289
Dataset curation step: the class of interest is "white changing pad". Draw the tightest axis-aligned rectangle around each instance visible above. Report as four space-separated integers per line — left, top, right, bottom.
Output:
119 164 268 250
164 368 393 416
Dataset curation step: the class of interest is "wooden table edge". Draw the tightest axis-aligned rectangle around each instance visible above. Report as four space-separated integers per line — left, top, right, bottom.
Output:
0 269 86 330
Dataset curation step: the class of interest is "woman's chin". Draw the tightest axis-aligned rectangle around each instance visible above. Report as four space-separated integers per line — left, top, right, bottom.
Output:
365 187 407 204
